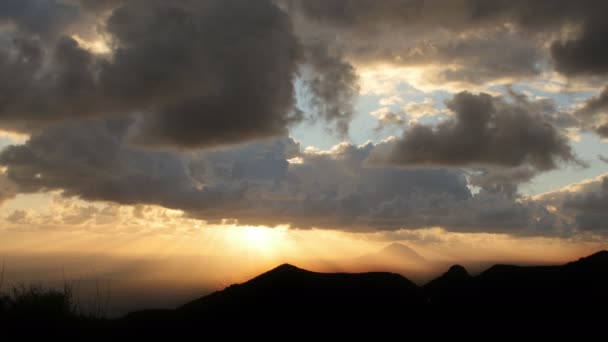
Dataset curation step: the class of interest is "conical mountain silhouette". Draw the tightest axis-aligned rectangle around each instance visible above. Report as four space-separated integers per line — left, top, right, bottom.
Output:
375 242 426 263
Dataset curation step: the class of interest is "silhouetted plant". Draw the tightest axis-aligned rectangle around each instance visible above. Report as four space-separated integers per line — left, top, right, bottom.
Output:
4 283 76 320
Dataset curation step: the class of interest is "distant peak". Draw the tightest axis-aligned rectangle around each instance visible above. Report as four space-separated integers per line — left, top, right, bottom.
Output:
384 242 413 250
271 263 304 273
249 263 309 283
379 243 426 262
447 265 469 277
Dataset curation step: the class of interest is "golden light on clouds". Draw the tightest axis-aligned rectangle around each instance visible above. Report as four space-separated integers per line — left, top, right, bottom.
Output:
0 192 603 270
71 34 111 55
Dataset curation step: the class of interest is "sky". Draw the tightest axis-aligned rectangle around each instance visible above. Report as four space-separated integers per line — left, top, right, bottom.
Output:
0 0 607 316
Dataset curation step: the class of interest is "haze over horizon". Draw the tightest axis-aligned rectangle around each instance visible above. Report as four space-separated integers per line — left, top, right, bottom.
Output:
0 0 607 316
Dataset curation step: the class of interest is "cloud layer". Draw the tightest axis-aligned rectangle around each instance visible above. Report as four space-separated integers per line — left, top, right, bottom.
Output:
0 117 580 237
0 1 607 238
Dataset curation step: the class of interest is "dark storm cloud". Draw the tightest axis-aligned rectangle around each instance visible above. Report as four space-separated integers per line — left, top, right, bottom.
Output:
106 0 302 148
370 91 579 173
289 0 608 79
0 0 303 149
0 35 100 132
575 86 608 138
291 0 603 33
551 19 608 76
290 4 547 84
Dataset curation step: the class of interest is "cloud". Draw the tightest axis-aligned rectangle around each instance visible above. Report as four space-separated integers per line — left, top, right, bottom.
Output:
403 98 440 119
0 118 238 211
300 41 360 137
0 0 303 149
575 86 608 137
0 118 569 236
551 19 608 76
536 174 608 233
111 0 302 148
0 0 81 40
371 108 405 131
0 169 18 204
369 91 579 174
6 209 28 224
0 0 605 240
289 0 608 85
563 178 608 231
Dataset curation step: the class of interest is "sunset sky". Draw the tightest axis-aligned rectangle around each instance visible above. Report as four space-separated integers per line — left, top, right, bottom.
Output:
0 0 607 315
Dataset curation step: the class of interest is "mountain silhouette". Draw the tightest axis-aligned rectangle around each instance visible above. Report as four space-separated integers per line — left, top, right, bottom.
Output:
176 263 427 333
423 264 471 305
4 251 607 338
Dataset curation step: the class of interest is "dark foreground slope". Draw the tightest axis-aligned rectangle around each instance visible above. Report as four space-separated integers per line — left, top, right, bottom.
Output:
424 251 608 337
3 251 607 338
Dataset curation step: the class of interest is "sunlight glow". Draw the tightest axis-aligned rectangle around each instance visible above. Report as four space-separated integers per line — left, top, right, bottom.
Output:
71 35 111 54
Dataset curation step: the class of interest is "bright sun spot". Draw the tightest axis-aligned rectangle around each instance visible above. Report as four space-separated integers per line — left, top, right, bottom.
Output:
71 35 111 54
226 226 287 256
243 227 271 250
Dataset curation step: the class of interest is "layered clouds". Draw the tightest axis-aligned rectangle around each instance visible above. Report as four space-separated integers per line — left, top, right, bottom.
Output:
0 120 577 236
0 1 607 238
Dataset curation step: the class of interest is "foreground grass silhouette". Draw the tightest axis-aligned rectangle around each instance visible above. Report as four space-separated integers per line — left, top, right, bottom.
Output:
1 251 606 339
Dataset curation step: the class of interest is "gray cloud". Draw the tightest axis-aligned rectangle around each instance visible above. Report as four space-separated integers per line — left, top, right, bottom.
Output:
72 0 125 12
290 0 608 82
0 171 18 204
106 0 302 148
370 91 579 173
0 0 80 40
300 41 360 137
0 0 303 149
0 0 605 239
0 118 240 211
290 0 603 34
466 166 538 198
563 177 608 231
372 109 406 132
538 175 608 233
551 19 608 76
575 86 608 138
0 118 569 236
185 140 563 235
